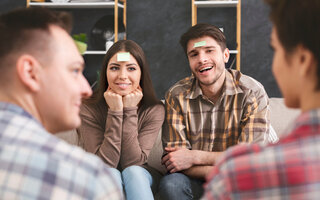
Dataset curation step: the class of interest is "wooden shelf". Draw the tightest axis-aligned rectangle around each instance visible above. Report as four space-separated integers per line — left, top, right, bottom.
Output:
29 2 124 9
83 50 106 55
27 0 127 42
229 50 238 54
195 1 238 8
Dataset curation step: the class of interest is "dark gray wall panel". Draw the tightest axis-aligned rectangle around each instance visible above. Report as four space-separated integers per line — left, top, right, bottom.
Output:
127 0 191 99
241 0 281 97
0 0 25 13
1 0 281 99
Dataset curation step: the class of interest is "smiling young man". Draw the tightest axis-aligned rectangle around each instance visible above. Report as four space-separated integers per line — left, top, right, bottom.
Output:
158 23 272 199
202 0 320 199
0 7 123 199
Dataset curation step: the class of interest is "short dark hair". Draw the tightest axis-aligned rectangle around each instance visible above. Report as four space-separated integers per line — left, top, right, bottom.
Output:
180 23 227 55
265 0 320 88
0 7 72 75
87 40 161 110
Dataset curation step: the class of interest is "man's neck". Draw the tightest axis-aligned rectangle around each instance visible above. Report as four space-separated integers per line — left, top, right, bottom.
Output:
0 89 40 122
200 71 226 103
300 90 320 112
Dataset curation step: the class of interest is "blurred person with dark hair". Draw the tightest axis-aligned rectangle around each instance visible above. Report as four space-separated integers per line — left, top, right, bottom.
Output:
202 0 320 199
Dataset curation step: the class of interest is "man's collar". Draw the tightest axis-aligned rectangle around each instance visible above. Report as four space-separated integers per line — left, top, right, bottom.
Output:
186 69 243 100
224 69 243 95
185 76 202 99
0 101 36 120
185 74 202 99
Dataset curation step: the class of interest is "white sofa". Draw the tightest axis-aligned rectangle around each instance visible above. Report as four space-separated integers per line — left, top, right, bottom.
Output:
56 97 300 176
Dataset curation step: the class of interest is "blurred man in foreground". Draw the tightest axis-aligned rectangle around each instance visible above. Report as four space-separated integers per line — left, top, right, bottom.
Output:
0 7 123 199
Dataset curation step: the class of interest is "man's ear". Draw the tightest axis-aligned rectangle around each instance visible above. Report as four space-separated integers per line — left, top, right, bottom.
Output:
16 55 41 92
223 48 230 63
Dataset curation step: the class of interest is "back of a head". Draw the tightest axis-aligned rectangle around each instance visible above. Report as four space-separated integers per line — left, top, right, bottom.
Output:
265 0 320 88
180 23 227 55
0 7 72 83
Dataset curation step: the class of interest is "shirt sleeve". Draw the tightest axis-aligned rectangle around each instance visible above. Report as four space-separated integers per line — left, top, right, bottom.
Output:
77 104 123 168
162 92 191 149
201 145 248 200
239 88 270 144
202 143 269 200
119 104 165 169
202 144 249 200
202 168 229 200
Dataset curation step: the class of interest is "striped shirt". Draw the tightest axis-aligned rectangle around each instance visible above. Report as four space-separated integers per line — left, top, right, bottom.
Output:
0 102 123 200
162 69 272 152
203 109 320 200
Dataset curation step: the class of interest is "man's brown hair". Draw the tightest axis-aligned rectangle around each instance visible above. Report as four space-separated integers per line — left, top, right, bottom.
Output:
0 7 72 75
180 23 227 55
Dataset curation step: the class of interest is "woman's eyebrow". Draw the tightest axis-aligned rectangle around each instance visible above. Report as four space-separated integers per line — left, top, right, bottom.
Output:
126 63 138 66
109 63 121 66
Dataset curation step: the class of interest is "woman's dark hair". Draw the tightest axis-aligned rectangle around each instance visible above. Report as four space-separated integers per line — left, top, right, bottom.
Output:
265 0 320 89
86 40 160 109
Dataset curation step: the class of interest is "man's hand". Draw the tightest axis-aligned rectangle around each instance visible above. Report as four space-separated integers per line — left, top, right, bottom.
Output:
123 88 143 108
104 88 123 111
161 147 194 173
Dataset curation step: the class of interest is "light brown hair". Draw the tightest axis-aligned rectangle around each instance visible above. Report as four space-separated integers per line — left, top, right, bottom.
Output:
0 7 72 69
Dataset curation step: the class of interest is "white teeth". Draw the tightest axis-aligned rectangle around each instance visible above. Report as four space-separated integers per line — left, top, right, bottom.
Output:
199 66 213 72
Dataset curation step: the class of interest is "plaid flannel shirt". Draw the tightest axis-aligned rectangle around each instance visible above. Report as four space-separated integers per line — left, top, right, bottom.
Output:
162 69 272 152
0 102 123 200
203 109 320 200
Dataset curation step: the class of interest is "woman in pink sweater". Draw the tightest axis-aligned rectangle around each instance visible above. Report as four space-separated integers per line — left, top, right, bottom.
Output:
77 40 164 200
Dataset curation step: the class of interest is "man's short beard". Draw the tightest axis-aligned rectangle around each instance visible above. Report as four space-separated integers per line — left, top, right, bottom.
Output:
197 67 224 86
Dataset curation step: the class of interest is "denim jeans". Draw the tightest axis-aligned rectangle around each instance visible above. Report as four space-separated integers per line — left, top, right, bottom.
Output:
158 172 204 200
109 166 154 200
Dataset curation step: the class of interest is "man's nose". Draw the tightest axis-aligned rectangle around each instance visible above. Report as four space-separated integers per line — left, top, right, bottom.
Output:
81 75 92 99
198 51 208 64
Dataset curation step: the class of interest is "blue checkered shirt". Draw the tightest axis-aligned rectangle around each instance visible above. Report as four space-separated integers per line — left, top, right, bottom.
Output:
0 102 123 200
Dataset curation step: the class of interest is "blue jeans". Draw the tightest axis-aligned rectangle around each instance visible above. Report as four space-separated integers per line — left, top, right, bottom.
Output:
109 166 154 200
158 173 204 200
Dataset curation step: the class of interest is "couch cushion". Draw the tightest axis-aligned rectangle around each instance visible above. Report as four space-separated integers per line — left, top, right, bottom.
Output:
269 98 300 137
55 98 301 176
55 129 78 145
147 129 167 175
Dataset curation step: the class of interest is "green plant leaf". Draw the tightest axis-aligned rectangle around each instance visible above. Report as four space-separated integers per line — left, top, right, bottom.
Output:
74 40 87 55
72 33 87 43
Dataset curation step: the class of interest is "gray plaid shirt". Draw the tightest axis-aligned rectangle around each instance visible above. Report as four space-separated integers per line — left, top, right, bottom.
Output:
0 102 123 200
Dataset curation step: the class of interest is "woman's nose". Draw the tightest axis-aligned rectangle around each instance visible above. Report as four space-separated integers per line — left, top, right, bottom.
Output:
118 68 127 80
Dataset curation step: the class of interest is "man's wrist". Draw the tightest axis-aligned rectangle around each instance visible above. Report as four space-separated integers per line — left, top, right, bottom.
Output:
192 150 218 166
191 150 201 165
